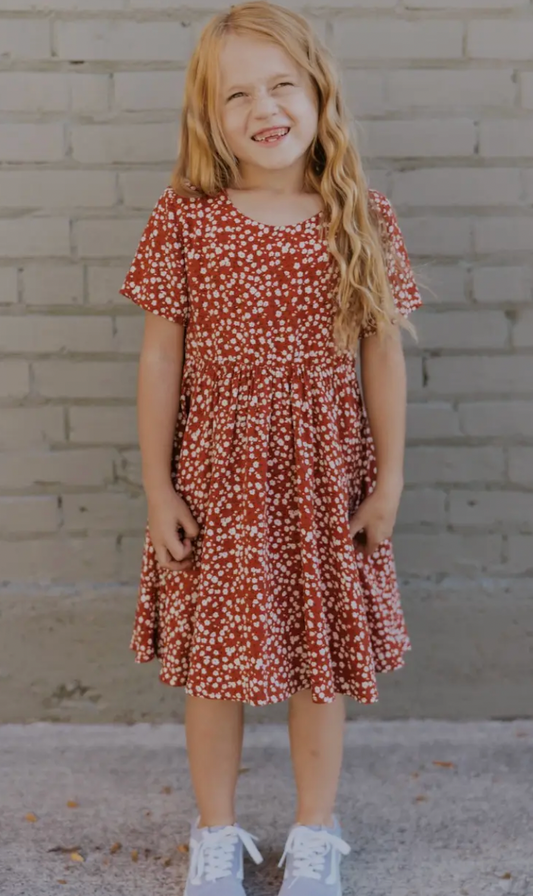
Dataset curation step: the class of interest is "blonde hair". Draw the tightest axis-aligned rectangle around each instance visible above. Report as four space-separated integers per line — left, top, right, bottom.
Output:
172 0 410 353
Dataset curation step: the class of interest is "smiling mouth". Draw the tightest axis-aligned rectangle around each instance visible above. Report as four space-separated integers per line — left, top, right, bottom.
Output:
252 127 290 143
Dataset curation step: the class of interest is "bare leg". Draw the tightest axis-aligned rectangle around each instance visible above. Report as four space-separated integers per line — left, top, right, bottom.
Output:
185 694 245 827
288 689 345 827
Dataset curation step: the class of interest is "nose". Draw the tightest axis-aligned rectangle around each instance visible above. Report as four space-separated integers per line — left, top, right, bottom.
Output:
251 89 279 119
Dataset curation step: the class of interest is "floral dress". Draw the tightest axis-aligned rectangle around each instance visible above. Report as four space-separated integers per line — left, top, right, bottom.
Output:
120 186 422 705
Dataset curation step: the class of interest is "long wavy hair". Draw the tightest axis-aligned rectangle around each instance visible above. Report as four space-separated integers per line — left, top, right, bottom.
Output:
171 0 410 353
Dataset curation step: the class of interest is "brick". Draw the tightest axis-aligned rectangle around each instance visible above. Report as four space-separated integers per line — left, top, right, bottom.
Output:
34 361 138 399
0 124 64 163
0 497 59 535
405 357 423 396
71 123 178 164
0 19 50 58
387 70 516 111
137 0 392 6
0 0 123 7
512 310 533 348
69 406 137 445
360 119 476 159
63 493 146 532
0 449 114 489
468 20 533 60
522 170 533 205
426 356 533 396
417 311 508 350
55 19 191 62
0 362 30 399
119 172 171 209
522 74 533 110
397 489 447 526
0 537 118 584
472 267 532 305
407 402 461 440
23 265 84 306
70 74 110 113
366 169 389 196
474 219 533 254
87 266 127 305
113 71 186 111
118 534 144 581
0 73 68 112
418 265 468 306
76 218 149 259
127 0 228 5
508 448 533 486
0 171 117 209
0 219 70 259
130 0 315 6
341 71 388 118
0 407 65 450
405 447 505 485
508 536 533 575
0 268 18 305
407 0 528 6
0 316 114 355
391 169 522 208
120 449 142 487
479 121 533 158
333 19 463 60
450 491 533 529
459 402 533 438
114 316 144 354
394 533 503 576
400 218 472 257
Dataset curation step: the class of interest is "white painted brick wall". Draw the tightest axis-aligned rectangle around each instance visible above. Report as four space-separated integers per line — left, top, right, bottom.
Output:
0 0 532 584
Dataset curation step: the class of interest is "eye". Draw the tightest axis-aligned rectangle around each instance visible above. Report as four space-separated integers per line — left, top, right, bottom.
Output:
228 91 246 101
274 81 294 89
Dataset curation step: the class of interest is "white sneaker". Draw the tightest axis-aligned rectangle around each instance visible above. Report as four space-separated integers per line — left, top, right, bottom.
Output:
278 817 351 895
184 816 263 895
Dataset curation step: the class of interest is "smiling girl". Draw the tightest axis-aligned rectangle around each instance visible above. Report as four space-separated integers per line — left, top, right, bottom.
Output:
120 2 422 894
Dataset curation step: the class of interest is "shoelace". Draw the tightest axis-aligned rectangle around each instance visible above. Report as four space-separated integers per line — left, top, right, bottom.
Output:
278 825 351 886
190 824 263 884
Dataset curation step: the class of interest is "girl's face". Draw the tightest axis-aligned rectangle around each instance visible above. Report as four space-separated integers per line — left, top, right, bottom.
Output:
218 34 319 183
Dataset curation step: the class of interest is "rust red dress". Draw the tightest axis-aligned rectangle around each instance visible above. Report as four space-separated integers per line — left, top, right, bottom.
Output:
120 186 422 705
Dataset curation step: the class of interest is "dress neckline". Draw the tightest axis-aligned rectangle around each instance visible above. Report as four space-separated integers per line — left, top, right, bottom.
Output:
221 189 324 232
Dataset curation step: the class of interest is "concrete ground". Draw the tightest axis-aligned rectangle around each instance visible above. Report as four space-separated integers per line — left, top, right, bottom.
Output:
1 722 532 896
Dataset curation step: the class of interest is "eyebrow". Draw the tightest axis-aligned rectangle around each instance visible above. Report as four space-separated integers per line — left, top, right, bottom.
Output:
225 72 296 93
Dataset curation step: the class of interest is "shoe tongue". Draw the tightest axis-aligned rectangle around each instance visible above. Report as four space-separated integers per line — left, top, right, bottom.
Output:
297 823 330 832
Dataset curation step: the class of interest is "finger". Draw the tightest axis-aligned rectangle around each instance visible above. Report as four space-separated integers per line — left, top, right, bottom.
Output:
155 538 193 566
364 532 386 557
178 505 201 540
167 534 194 562
154 545 172 567
349 514 366 540
161 558 194 573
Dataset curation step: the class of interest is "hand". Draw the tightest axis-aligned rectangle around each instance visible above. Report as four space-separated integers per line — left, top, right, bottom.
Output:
147 486 200 572
348 484 402 559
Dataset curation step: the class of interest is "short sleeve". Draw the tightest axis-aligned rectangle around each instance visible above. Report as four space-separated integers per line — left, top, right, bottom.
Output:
360 191 422 338
120 187 189 326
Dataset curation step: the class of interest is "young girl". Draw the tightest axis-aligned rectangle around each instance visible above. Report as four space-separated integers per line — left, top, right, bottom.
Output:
120 2 422 893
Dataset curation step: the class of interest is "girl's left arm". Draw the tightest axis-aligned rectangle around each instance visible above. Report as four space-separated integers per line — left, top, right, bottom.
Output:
349 325 407 554
360 324 406 495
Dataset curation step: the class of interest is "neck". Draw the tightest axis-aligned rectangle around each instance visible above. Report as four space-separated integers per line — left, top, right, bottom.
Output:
237 160 307 194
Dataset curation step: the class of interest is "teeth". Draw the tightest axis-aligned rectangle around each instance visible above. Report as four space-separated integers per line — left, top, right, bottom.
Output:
253 128 289 142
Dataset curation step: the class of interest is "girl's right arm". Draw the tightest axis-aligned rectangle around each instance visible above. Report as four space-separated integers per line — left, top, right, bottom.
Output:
138 312 199 571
